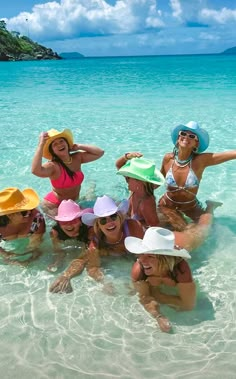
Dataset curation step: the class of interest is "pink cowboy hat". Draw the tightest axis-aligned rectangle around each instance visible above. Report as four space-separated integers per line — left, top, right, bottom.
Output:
50 199 93 222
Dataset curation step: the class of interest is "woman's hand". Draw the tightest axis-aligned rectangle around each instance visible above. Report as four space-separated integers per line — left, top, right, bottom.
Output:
49 275 73 293
39 132 49 146
156 314 172 333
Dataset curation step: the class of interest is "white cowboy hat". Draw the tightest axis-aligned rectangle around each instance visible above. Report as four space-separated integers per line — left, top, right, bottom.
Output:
125 227 191 259
82 195 129 226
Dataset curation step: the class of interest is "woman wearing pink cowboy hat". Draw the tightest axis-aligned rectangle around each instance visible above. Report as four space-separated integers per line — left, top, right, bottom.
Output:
47 199 93 272
32 128 104 215
158 120 236 224
49 195 144 293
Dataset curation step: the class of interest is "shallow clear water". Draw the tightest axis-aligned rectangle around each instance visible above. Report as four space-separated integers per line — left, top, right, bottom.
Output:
0 55 236 378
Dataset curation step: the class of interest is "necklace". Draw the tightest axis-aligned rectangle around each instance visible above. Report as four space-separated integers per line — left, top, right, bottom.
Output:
62 156 72 165
106 232 123 245
174 153 193 167
174 159 190 168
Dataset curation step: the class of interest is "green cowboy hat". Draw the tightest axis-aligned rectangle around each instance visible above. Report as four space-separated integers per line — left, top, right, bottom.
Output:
117 157 164 186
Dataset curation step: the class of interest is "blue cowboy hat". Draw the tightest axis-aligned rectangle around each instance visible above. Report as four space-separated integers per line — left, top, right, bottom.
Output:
171 121 209 153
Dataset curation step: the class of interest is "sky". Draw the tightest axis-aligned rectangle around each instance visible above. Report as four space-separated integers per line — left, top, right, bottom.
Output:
1 1 236 57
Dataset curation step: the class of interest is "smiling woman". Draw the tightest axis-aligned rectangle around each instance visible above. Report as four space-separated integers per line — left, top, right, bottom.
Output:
159 120 236 224
31 128 104 215
49 195 144 293
47 199 93 272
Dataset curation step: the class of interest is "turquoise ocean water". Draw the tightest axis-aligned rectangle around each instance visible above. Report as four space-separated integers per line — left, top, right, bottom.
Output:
0 55 236 378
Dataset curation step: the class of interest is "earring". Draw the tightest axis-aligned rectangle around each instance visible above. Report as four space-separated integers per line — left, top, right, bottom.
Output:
192 147 198 153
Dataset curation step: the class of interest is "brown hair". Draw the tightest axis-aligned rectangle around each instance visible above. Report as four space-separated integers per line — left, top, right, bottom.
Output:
49 138 75 179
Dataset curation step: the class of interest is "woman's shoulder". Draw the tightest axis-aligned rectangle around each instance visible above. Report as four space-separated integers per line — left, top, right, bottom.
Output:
126 218 144 238
175 259 193 283
163 152 174 164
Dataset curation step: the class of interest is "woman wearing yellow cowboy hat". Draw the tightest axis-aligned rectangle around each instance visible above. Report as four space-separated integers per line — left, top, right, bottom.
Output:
0 187 45 264
158 120 235 224
31 128 104 215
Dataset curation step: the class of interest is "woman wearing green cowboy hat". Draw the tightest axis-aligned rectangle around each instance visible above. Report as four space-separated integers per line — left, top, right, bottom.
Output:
116 154 166 230
158 120 235 224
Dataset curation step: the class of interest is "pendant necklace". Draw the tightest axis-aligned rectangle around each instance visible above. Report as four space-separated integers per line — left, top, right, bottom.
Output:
63 156 72 165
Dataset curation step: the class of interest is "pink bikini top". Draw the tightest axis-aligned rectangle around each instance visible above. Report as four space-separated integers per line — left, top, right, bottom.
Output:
51 164 84 189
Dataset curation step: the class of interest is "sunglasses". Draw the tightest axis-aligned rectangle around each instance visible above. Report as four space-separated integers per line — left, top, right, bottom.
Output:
98 213 118 225
58 218 81 226
179 131 198 140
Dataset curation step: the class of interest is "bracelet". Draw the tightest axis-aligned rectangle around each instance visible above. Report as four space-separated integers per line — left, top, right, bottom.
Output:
156 314 163 319
124 153 130 161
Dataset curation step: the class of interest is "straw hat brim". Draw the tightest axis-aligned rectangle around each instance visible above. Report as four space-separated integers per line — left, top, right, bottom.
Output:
43 129 74 160
0 189 40 216
125 236 191 259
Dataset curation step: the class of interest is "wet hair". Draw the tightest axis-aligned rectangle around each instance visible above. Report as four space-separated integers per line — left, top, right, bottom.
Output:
155 255 183 282
143 181 155 196
93 212 125 249
49 138 75 180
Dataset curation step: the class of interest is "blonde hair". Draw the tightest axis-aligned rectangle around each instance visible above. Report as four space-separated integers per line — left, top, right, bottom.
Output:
155 255 182 276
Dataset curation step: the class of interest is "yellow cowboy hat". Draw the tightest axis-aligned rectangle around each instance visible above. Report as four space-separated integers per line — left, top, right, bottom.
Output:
42 128 74 160
0 187 40 216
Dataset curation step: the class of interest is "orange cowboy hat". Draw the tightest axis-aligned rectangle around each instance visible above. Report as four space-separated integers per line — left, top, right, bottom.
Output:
42 128 74 160
0 187 40 216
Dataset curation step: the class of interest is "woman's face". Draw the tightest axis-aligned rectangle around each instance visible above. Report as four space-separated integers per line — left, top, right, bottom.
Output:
51 138 69 156
58 218 81 237
8 212 29 225
178 130 199 150
138 253 159 276
97 213 121 237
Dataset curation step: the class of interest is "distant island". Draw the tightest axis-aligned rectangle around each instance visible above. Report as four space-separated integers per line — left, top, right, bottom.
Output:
0 19 61 61
60 52 84 59
221 46 236 55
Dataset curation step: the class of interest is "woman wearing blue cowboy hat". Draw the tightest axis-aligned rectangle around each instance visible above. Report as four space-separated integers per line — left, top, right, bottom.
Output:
158 120 235 223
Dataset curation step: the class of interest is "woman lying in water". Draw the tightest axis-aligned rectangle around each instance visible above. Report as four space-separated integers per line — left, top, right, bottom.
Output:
49 195 144 293
47 199 93 272
0 187 45 264
125 201 220 333
49 196 218 294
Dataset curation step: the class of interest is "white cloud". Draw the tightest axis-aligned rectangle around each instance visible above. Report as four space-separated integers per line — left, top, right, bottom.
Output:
200 7 236 24
199 32 220 41
6 0 164 40
169 0 182 19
